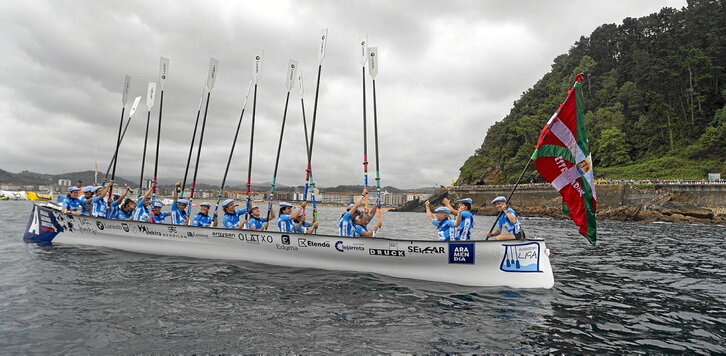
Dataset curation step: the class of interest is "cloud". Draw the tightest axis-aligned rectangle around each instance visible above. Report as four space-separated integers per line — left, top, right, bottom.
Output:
0 0 686 188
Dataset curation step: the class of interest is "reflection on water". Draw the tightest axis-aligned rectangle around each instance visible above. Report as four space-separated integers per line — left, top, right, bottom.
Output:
0 201 724 353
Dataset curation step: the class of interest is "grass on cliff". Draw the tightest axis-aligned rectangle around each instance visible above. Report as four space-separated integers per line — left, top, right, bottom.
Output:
596 156 725 180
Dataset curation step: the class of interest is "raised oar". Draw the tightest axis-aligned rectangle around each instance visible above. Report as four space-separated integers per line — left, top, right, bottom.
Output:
266 60 298 223
359 35 370 211
368 47 383 218
105 75 130 203
298 71 311 218
245 51 263 221
213 80 253 221
305 29 328 229
138 82 157 198
151 57 169 210
180 82 207 198
188 58 219 219
104 95 142 179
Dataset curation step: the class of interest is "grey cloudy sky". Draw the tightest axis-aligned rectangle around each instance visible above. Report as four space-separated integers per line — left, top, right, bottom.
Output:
0 0 686 189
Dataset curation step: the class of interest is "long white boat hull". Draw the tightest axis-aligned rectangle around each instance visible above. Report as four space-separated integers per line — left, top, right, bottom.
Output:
24 204 555 289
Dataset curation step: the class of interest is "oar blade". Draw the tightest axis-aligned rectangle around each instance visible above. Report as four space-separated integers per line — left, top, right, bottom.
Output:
146 82 157 109
297 70 304 98
359 34 368 66
286 60 298 91
253 50 264 84
368 47 378 78
318 29 328 64
207 58 219 90
159 57 170 90
129 96 142 118
122 75 131 106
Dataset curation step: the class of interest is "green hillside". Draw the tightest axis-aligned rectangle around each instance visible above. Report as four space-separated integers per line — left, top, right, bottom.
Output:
458 0 725 185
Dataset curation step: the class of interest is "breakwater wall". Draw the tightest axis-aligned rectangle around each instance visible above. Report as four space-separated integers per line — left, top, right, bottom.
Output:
395 182 726 224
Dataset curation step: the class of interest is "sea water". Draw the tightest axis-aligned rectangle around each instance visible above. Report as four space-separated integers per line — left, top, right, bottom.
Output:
0 200 724 353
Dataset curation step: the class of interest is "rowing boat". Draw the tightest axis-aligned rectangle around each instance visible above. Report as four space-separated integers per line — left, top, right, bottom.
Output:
23 203 555 288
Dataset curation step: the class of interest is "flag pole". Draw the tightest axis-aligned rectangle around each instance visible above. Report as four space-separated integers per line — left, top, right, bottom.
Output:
213 80 253 221
368 47 383 219
266 60 298 224
138 82 157 198
359 35 369 212
305 29 328 230
187 58 219 219
484 158 535 240
245 51 263 223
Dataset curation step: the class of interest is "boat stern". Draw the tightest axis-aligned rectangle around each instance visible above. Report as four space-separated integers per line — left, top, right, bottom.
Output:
23 204 64 244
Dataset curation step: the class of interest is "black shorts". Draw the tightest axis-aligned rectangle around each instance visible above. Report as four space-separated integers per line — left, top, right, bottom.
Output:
514 231 525 240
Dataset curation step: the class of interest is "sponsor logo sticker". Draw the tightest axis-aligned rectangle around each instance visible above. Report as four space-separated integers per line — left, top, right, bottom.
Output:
335 241 365 252
369 248 405 257
407 245 445 254
449 243 475 264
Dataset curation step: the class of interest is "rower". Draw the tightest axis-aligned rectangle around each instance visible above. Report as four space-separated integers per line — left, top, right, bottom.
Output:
170 182 189 225
132 181 156 222
80 186 94 216
108 186 131 219
277 201 305 233
353 209 381 237
246 206 273 231
151 202 170 223
292 214 318 234
486 196 523 240
60 187 84 215
192 202 217 227
221 199 248 229
91 183 114 218
425 200 455 241
443 197 475 241
116 198 135 220
339 188 367 237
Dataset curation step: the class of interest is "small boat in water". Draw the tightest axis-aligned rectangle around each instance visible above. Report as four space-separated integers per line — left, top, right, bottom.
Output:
0 190 26 200
26 192 53 201
23 203 555 289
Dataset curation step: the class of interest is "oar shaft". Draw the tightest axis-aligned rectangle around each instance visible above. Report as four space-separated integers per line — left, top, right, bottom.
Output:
267 91 291 221
106 106 125 203
301 97 312 203
217 101 248 205
181 108 201 197
138 110 152 197
189 91 212 214
245 84 259 218
152 90 164 193
362 66 369 209
372 78 381 207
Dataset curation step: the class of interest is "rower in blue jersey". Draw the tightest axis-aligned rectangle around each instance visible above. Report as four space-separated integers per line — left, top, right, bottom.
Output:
246 206 273 231
277 201 305 233
352 208 382 237
60 187 84 215
169 182 189 225
116 198 135 220
486 196 523 240
443 197 475 241
339 188 367 237
132 181 156 222
192 202 217 227
151 202 170 223
91 183 114 218
80 186 95 216
108 186 131 219
292 214 318 234
425 200 455 241
221 199 248 229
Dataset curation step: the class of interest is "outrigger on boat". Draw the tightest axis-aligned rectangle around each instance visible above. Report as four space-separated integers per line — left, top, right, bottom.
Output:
23 203 555 289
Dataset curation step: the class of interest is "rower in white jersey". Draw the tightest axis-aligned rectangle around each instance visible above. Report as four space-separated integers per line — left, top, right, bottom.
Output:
169 182 189 225
339 188 367 237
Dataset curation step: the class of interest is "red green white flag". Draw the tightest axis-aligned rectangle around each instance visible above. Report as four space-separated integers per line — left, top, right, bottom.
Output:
532 73 597 245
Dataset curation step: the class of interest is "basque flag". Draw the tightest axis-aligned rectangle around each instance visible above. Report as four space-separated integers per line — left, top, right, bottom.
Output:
532 73 597 245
